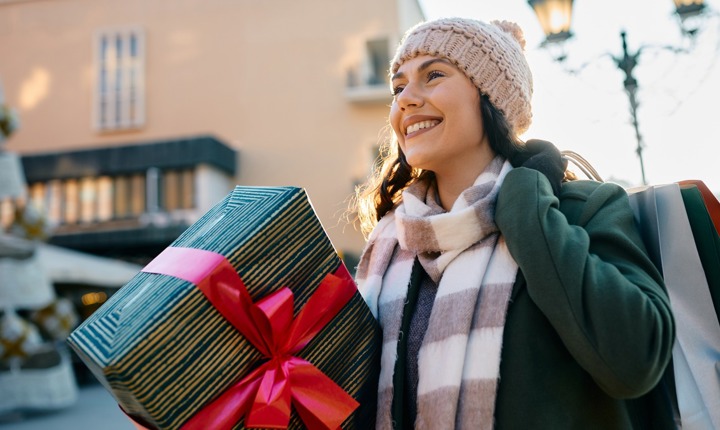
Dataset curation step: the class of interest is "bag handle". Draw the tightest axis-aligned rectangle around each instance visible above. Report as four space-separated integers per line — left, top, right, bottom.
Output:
561 150 604 182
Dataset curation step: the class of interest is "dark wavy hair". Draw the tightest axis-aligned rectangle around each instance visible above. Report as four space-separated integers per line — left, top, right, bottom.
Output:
353 92 523 237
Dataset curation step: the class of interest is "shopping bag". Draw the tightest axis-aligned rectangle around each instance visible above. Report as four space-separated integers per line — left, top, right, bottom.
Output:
627 184 720 430
679 183 720 324
679 180 720 235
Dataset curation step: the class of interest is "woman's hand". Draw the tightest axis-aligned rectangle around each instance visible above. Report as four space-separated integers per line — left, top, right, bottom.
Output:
511 139 567 197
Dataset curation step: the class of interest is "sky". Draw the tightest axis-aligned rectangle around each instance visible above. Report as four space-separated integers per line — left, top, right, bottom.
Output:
419 0 720 192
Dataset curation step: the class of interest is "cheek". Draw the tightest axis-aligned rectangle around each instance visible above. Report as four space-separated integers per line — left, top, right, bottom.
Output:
452 96 483 138
389 104 404 142
465 108 484 137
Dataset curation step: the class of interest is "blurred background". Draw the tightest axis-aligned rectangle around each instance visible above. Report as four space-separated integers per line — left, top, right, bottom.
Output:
426 0 720 189
0 0 718 427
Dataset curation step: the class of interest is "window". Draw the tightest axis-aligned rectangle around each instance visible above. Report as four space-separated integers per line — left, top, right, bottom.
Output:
180 169 194 209
111 174 147 218
24 169 195 228
163 170 180 211
94 26 145 131
63 179 79 224
345 38 393 104
29 183 46 213
113 176 130 218
162 169 195 211
366 38 390 86
130 173 146 215
97 176 113 221
46 180 63 223
80 177 97 223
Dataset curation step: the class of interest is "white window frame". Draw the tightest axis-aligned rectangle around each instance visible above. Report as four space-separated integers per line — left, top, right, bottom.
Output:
93 26 146 131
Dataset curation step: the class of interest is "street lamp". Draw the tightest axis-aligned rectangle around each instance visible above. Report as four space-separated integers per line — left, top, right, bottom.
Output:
675 0 707 18
675 0 708 35
527 0 574 45
528 0 708 185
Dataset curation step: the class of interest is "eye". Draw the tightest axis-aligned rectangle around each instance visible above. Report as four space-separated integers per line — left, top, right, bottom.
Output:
391 85 405 96
427 70 445 81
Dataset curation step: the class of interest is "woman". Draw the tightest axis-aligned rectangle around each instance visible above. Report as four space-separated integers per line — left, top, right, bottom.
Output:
354 17 676 429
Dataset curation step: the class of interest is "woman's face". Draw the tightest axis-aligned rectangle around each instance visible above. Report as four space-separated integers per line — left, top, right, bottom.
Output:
390 55 488 177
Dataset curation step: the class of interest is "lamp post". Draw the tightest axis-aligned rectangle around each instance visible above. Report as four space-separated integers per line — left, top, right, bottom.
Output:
613 31 647 185
528 0 707 185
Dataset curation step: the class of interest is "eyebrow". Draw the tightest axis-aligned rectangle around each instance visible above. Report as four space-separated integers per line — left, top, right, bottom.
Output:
391 58 453 81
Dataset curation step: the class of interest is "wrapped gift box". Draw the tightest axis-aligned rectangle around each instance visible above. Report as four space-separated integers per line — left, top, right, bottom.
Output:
67 186 380 429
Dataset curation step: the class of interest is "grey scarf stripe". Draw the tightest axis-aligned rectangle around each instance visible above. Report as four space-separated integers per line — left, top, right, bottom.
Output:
356 158 519 429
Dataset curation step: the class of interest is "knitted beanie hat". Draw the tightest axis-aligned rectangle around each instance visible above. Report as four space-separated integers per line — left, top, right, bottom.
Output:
391 17 533 135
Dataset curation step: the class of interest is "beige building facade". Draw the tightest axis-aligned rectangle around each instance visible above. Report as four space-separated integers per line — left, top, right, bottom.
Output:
0 0 424 264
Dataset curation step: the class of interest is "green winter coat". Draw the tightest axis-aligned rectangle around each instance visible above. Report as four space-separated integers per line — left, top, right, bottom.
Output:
392 168 676 429
494 168 676 429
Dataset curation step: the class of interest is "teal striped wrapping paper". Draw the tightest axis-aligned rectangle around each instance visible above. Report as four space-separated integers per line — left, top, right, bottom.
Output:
67 186 381 429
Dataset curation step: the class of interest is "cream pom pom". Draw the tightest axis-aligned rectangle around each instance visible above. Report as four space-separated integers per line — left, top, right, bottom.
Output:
492 20 527 50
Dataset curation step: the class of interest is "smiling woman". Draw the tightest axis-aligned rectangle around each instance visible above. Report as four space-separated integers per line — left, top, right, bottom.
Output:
390 56 490 206
352 17 676 430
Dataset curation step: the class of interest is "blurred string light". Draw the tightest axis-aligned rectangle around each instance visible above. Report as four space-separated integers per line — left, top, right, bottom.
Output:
81 291 107 306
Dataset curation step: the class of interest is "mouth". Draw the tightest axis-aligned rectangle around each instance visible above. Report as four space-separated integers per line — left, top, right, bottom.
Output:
405 119 441 137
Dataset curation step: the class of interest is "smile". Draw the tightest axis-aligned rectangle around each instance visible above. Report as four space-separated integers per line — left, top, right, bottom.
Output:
405 120 440 136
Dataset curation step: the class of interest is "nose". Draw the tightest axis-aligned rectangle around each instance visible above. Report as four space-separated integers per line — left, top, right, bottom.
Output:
396 82 423 110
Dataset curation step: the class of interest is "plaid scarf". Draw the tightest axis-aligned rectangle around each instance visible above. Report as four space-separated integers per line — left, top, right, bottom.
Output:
356 157 518 429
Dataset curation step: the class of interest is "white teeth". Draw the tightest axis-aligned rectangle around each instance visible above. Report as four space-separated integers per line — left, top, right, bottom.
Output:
406 120 439 135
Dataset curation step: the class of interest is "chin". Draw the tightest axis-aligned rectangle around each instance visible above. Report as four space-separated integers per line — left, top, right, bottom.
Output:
401 150 424 168
403 157 427 171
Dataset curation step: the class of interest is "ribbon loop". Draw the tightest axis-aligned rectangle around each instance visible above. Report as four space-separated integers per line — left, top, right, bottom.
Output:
246 360 293 429
286 272 356 354
288 357 360 430
250 288 294 356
